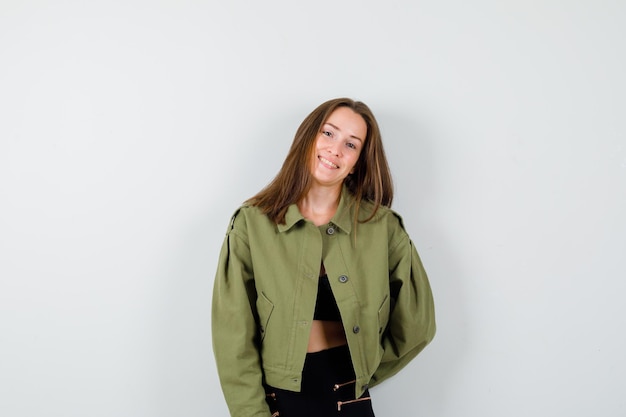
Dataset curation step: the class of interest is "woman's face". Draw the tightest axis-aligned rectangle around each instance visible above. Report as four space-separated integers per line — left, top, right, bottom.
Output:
310 107 367 189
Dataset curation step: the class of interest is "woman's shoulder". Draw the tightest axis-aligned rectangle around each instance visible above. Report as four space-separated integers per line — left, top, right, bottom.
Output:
360 200 406 230
226 203 274 234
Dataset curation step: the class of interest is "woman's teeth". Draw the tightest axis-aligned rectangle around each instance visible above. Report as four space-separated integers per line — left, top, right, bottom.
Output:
319 156 338 168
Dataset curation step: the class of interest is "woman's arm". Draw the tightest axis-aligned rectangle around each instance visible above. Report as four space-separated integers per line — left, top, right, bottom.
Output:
370 215 436 387
212 210 271 417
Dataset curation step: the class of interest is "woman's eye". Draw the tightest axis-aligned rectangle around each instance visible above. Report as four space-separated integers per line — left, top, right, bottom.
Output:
346 142 356 150
322 130 332 137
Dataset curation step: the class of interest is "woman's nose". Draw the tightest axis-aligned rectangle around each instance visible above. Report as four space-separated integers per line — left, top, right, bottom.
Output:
327 140 342 156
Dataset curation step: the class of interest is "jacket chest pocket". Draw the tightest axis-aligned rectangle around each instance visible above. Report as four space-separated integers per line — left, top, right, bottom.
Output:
257 292 275 342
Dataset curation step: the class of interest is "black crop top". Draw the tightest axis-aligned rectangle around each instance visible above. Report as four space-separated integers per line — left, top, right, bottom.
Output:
313 274 342 321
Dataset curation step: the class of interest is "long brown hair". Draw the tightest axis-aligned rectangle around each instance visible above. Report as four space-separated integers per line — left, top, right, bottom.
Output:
247 98 394 224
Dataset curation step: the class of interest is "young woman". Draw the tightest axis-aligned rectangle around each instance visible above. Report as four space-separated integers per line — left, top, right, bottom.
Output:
212 98 436 417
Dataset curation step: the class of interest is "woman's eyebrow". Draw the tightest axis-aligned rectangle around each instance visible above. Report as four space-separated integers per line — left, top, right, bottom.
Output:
324 123 363 142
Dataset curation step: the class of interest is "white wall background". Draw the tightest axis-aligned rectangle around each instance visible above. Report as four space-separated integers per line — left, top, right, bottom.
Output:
1 1 625 416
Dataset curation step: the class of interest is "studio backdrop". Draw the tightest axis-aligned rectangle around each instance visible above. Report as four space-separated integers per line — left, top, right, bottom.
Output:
1 1 625 416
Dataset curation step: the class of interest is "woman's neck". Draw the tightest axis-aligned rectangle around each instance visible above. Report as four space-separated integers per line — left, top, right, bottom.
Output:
298 184 342 226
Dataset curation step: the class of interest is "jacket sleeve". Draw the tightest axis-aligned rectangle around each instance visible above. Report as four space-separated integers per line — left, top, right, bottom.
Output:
211 210 271 417
370 215 436 387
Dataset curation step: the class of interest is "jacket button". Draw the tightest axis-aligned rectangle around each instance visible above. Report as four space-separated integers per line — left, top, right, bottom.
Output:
352 325 360 334
338 275 348 283
326 225 335 235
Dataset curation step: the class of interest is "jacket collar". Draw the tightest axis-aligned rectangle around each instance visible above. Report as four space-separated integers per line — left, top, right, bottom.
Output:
277 185 354 234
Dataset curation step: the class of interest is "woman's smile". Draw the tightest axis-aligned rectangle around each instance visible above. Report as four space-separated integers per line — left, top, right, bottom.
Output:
318 155 339 169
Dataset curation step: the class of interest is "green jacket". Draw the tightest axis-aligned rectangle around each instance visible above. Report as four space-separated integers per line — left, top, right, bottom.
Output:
212 187 436 417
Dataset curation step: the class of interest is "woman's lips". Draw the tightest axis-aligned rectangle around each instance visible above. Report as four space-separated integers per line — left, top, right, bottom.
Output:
318 156 339 169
